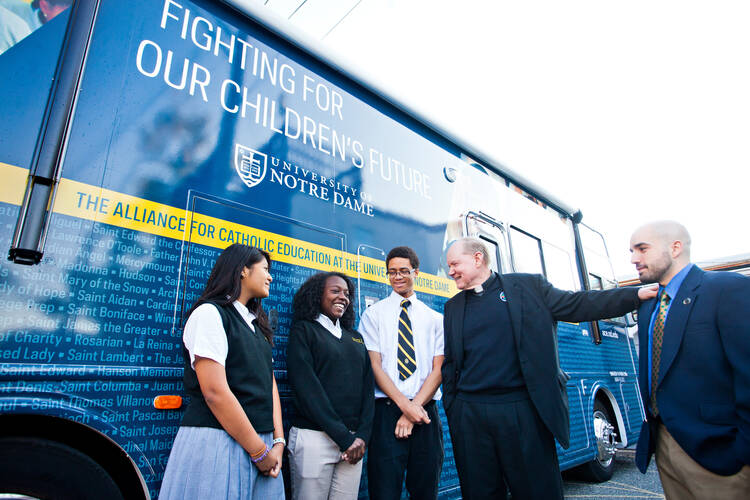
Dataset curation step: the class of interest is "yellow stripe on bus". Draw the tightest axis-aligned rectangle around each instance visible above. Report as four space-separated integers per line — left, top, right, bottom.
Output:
0 163 458 297
0 163 28 206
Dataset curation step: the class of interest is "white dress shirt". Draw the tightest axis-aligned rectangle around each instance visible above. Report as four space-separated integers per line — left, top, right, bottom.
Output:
183 300 256 368
315 313 343 339
359 291 444 400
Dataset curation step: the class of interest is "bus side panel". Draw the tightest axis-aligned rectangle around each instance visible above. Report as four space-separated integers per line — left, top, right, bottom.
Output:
59 0 457 267
1 0 635 496
1 0 465 497
557 320 641 470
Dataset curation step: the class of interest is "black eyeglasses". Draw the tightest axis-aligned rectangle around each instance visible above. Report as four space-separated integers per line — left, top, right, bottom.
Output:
386 268 414 278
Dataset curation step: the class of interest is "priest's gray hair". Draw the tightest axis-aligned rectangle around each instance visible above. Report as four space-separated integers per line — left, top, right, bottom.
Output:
451 237 491 266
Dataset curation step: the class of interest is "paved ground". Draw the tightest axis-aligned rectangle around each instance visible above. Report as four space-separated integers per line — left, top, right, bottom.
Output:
1 449 663 500
563 449 665 499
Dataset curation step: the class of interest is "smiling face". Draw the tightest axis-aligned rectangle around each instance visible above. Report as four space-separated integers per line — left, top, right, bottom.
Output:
241 258 272 299
446 242 487 290
320 275 350 322
387 257 417 298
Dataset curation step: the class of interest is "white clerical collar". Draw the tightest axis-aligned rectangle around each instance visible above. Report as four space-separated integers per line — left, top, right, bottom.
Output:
316 313 342 339
472 273 496 295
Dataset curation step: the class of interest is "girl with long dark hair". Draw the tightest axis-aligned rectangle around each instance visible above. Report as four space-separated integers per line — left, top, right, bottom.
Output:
160 244 285 499
286 272 374 499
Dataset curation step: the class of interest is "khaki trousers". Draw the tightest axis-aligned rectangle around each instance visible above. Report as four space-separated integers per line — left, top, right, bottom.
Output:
288 427 363 500
656 423 750 500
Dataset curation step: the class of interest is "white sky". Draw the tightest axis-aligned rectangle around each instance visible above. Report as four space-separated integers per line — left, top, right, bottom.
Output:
264 0 750 278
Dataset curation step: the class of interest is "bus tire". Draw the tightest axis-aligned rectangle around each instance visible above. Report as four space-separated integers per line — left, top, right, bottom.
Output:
0 437 124 500
577 400 617 482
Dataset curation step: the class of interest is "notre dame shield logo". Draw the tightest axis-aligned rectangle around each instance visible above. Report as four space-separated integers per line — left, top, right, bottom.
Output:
234 144 267 188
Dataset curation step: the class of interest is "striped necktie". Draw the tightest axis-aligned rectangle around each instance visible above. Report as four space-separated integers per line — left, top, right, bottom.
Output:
397 299 416 381
650 291 671 416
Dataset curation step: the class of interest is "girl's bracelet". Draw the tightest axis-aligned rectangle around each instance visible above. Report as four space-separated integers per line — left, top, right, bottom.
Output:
250 445 266 459
250 446 270 463
250 443 267 459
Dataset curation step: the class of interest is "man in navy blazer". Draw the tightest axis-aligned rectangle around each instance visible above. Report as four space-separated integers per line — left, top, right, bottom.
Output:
631 221 750 499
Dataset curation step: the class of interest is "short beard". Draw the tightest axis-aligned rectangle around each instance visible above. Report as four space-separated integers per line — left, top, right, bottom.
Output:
639 251 672 284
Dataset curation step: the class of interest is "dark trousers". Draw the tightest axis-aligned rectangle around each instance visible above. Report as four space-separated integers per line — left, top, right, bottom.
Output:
447 391 563 500
367 399 444 500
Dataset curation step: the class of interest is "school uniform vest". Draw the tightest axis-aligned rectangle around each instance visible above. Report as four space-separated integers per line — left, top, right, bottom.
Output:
181 301 274 433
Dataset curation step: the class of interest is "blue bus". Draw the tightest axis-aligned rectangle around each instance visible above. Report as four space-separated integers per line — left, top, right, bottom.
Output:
0 1 644 498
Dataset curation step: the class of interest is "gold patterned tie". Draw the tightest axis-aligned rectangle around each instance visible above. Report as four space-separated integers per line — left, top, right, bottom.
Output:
397 299 416 381
650 291 671 416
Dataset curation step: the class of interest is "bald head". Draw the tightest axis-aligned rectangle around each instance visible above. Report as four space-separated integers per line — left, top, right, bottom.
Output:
630 221 691 285
633 221 691 254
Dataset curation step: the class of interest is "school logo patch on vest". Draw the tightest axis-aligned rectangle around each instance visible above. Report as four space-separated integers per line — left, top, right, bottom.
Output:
499 291 507 302
234 143 267 188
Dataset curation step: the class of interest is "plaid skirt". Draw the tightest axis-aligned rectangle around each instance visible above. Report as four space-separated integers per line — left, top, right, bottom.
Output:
159 427 285 500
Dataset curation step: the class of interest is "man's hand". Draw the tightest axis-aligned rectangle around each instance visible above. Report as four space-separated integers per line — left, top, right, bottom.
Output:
341 438 366 464
400 400 431 424
638 285 658 301
395 414 414 439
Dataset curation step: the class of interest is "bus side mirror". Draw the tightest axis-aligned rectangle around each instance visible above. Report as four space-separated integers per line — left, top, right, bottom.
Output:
625 312 637 328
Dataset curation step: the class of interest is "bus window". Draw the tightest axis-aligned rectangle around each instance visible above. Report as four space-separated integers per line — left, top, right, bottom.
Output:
463 211 509 273
479 235 500 274
0 1 73 171
0 0 73 55
542 241 576 291
579 224 617 286
589 273 604 290
579 225 623 324
509 227 544 275
589 272 616 290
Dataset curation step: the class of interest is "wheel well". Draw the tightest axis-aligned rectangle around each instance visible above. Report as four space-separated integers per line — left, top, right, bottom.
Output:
593 390 627 447
0 414 149 500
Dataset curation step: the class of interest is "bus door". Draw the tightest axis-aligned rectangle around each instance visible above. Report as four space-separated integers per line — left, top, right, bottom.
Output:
462 211 511 273
183 191 346 396
503 222 603 455
577 223 645 424
356 244 388 317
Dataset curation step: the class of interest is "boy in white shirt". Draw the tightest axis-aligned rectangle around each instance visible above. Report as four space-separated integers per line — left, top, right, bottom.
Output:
359 246 444 500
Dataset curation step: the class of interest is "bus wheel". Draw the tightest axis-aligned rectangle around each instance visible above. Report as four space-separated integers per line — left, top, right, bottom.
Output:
0 437 124 500
578 400 617 482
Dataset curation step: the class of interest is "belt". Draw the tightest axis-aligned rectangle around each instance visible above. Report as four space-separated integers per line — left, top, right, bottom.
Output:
456 387 529 403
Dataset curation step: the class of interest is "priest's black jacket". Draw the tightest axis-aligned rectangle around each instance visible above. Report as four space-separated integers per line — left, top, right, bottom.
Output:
441 272 640 448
